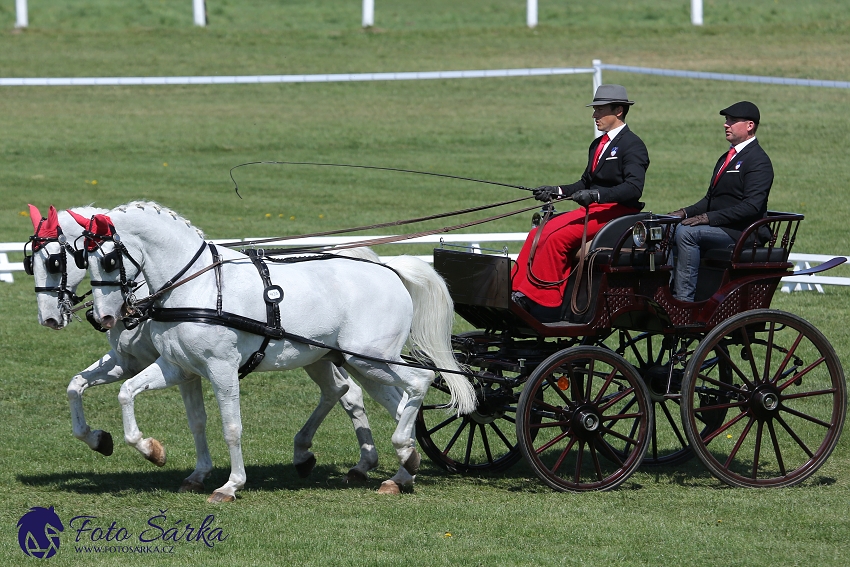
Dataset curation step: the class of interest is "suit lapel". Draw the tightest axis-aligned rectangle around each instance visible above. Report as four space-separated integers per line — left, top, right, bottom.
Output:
591 126 628 175
712 139 757 187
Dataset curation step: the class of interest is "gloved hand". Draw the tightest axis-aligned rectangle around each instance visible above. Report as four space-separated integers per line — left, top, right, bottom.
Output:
681 213 709 226
572 189 599 208
667 209 686 218
532 185 560 202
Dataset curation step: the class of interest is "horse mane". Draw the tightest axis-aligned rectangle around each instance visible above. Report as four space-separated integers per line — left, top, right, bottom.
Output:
111 201 205 239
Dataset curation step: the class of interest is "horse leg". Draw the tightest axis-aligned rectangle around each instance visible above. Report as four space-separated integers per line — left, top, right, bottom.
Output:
294 361 355 479
343 358 431 494
176 377 212 493
335 368 379 483
205 362 246 503
67 350 128 456
117 357 192 468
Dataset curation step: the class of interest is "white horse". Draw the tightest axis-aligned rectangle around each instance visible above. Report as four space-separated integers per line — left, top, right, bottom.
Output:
28 204 390 492
73 201 475 501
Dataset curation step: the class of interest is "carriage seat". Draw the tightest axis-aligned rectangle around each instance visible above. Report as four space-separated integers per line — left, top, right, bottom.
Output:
703 245 788 266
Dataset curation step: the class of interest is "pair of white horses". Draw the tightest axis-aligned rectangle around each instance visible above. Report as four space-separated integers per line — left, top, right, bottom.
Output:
28 202 475 501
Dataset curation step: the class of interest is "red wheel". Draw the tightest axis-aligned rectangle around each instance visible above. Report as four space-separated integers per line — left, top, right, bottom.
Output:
516 346 652 491
680 309 846 488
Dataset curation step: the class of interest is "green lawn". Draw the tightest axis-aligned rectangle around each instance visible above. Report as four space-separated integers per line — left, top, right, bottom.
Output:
1 2 850 566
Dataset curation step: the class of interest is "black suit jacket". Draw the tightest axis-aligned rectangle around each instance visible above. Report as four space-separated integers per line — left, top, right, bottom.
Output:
683 138 774 241
561 124 649 210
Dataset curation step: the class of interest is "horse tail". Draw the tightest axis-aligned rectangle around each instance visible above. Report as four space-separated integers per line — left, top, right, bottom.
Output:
332 246 381 263
383 256 477 415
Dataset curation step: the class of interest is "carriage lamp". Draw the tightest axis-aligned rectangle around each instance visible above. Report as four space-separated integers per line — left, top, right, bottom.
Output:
632 215 664 271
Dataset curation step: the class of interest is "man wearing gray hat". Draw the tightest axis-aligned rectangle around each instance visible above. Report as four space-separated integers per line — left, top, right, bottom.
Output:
512 84 650 322
668 101 774 302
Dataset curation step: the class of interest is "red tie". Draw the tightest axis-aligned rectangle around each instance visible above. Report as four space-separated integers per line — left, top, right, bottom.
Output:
592 134 610 170
713 147 737 186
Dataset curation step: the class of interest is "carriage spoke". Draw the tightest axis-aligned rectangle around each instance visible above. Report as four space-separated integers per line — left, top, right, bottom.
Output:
762 322 775 383
478 424 494 465
544 375 573 407
573 441 585 483
781 388 837 401
463 421 477 465
589 442 604 481
779 405 832 429
740 331 762 385
702 410 749 444
599 425 639 448
595 436 625 467
767 420 787 476
693 400 748 414
426 414 460 436
488 421 515 451
592 368 619 405
598 387 635 413
775 414 814 458
778 356 827 392
716 347 757 390
547 435 577 474
660 401 689 448
442 417 470 455
724 416 755 468
751 420 764 478
771 331 805 385
534 429 572 454
585 358 595 401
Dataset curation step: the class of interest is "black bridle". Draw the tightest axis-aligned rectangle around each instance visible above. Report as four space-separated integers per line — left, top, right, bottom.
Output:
24 221 90 323
73 220 146 311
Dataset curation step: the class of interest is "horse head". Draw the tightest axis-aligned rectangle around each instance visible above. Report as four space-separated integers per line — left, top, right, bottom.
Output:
27 205 89 330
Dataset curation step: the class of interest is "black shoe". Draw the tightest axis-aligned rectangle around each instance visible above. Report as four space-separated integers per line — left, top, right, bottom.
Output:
511 292 562 323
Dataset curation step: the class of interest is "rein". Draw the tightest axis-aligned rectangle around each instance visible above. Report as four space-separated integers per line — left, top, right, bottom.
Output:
217 196 534 249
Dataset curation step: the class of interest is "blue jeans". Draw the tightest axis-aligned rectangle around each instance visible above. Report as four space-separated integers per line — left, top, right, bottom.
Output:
672 224 736 302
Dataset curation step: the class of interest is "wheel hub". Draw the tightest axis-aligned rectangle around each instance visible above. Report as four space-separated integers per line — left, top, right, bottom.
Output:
749 384 782 420
571 405 602 440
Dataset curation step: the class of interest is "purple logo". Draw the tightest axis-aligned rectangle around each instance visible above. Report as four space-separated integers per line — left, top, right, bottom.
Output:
17 506 64 559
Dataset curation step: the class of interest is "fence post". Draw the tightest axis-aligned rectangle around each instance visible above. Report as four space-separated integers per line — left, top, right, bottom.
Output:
363 0 374 27
15 0 28 28
527 0 537 28
592 59 603 137
193 0 206 26
691 0 703 25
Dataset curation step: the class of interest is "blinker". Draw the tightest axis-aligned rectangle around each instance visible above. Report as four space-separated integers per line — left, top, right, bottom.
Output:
101 249 121 273
74 249 89 270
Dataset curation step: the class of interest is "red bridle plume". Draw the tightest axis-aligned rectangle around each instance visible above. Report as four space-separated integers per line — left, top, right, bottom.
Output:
67 210 116 251
28 204 61 251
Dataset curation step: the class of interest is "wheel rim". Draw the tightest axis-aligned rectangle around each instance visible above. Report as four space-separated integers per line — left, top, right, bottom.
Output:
680 310 847 488
516 346 652 492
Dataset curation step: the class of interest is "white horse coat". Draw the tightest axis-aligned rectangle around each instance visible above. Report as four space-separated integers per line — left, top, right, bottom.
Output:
75 201 475 500
29 204 391 493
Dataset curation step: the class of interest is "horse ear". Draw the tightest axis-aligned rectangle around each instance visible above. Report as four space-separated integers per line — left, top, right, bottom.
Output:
67 209 91 229
90 214 114 237
28 204 44 232
45 206 60 235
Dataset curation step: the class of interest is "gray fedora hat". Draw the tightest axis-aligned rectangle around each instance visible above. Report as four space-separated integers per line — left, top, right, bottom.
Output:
586 84 635 107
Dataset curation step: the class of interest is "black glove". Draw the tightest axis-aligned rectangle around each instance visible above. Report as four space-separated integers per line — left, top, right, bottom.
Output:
572 189 599 208
532 185 560 202
667 209 686 219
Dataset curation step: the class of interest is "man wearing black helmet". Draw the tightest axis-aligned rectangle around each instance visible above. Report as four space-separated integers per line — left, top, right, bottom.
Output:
512 84 650 322
669 101 774 302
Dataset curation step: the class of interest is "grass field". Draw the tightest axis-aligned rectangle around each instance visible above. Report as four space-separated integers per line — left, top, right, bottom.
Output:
2 1 850 565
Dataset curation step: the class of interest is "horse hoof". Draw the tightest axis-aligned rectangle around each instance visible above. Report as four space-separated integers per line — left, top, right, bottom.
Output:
403 449 421 476
145 438 166 467
294 455 317 479
377 480 401 495
179 479 205 493
207 491 235 503
343 469 368 484
94 431 114 456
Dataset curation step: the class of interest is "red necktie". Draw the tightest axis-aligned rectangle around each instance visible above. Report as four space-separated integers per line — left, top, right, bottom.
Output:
592 133 610 170
713 147 737 186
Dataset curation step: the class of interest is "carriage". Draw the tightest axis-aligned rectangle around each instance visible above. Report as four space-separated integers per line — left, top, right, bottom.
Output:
416 210 848 491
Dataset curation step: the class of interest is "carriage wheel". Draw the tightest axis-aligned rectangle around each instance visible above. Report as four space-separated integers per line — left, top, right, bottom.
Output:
602 331 731 467
680 309 846 488
516 346 652 491
415 334 524 473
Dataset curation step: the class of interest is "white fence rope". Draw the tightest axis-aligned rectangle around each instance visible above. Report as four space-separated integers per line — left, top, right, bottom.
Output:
2 238 846 292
